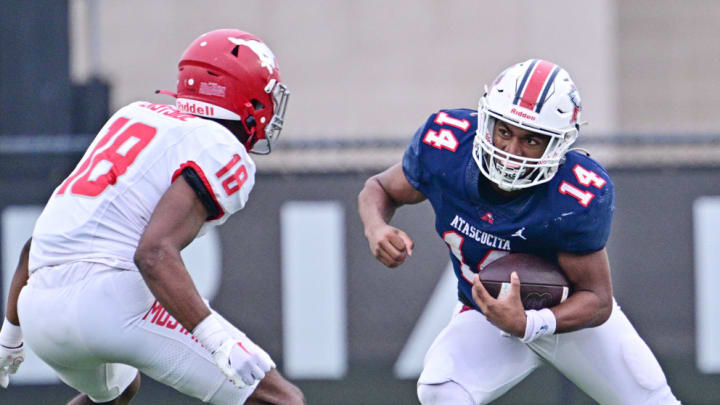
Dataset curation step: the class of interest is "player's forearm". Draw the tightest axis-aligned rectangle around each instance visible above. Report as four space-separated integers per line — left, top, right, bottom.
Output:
5 238 31 326
135 243 210 332
358 177 398 233
551 290 612 333
553 249 613 333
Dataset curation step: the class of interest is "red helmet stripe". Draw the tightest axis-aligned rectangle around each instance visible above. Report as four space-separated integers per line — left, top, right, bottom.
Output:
518 60 557 111
534 66 560 113
513 60 538 106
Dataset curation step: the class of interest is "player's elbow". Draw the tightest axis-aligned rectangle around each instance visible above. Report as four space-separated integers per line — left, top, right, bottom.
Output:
359 176 394 213
363 175 403 208
593 293 613 327
134 241 172 279
133 246 154 275
360 176 387 200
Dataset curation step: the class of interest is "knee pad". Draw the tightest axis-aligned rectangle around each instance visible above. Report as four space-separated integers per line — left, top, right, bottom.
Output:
417 381 474 405
621 334 667 392
620 333 681 404
646 386 681 405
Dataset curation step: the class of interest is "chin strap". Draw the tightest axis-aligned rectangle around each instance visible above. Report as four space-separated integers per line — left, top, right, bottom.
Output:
239 102 259 152
154 89 178 98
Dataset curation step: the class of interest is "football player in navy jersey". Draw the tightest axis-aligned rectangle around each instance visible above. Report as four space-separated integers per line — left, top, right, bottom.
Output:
358 60 680 404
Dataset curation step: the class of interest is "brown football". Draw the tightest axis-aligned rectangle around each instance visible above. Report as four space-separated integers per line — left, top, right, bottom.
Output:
479 253 571 310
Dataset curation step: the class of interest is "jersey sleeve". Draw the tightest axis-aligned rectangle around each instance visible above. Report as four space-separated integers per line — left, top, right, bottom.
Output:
555 164 615 254
170 126 257 226
181 167 222 220
401 114 436 190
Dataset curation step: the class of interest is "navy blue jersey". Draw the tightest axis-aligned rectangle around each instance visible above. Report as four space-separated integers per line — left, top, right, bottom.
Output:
402 109 614 308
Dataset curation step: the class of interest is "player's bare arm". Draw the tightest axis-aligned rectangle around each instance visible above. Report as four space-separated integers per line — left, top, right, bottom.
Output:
552 248 613 332
134 175 211 332
5 238 31 326
358 163 426 267
136 174 275 389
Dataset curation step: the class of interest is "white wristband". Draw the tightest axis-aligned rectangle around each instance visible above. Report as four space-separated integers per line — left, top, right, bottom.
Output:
0 318 23 348
192 314 232 354
521 308 556 343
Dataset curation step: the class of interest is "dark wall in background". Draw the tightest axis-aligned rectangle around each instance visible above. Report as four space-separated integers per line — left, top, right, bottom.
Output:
1 152 719 404
0 1 72 135
0 1 109 135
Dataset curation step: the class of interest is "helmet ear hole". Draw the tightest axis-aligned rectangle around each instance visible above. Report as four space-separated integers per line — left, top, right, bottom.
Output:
245 115 256 129
250 99 264 111
231 45 240 57
207 70 220 77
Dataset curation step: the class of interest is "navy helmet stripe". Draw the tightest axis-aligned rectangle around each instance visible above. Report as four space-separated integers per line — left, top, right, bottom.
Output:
512 59 538 106
534 66 561 113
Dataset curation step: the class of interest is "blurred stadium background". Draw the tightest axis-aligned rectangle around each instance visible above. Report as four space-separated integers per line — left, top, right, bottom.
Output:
2 1 720 404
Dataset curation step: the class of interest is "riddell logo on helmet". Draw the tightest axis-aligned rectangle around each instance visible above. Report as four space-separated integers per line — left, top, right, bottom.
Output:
510 108 536 121
176 100 215 117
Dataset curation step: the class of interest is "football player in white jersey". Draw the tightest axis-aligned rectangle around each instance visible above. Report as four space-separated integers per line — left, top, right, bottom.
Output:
0 29 303 405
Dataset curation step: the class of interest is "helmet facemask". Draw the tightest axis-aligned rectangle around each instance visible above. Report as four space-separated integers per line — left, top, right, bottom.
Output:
250 82 290 155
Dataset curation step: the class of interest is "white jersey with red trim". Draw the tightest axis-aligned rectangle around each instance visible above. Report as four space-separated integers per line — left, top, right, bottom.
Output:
29 101 256 272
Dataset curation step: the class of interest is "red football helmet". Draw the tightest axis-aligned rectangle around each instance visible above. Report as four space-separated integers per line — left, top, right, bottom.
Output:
166 29 289 154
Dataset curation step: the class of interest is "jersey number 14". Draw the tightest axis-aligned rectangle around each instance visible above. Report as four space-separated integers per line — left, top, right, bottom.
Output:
558 164 607 207
421 112 471 152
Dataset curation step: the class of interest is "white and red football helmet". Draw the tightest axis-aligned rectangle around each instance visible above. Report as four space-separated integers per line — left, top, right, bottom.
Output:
473 59 582 191
164 29 289 154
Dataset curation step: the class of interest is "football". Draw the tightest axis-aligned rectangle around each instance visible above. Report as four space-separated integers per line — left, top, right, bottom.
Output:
479 253 571 310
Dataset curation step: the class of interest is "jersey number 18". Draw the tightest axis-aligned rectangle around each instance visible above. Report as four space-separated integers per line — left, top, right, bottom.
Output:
57 117 157 197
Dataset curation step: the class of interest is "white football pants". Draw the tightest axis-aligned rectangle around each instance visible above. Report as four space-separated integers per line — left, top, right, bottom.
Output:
18 262 268 404
417 302 680 405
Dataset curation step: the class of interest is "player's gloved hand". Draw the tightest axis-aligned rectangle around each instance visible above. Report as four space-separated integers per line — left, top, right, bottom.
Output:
0 344 25 388
193 314 274 388
212 339 274 387
0 318 25 388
